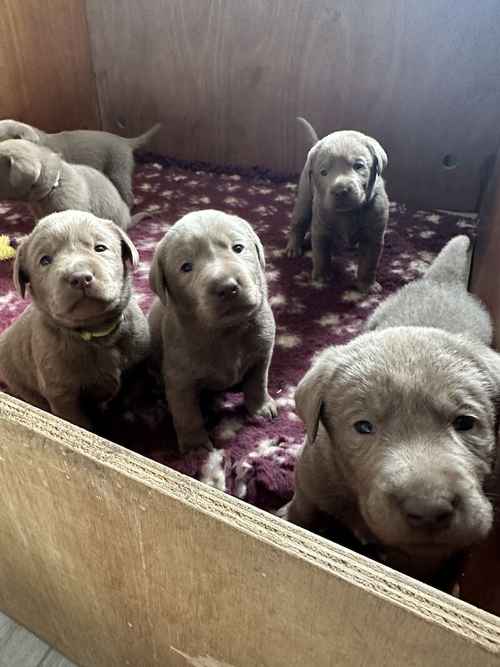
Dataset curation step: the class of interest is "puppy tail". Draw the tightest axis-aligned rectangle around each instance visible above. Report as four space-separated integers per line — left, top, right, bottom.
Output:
126 211 152 230
424 235 472 286
297 116 319 148
127 123 162 150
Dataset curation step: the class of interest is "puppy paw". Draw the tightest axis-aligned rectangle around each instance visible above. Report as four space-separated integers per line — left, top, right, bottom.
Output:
248 396 278 419
285 240 304 258
357 280 382 295
178 434 214 454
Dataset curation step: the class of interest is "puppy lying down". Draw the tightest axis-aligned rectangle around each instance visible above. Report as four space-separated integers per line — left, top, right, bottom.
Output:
0 211 150 430
149 209 277 453
0 119 161 207
284 235 499 581
0 139 135 230
286 117 389 292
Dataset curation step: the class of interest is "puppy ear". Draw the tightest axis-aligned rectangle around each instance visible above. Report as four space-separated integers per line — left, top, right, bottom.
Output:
8 154 42 190
295 348 336 444
17 125 41 143
364 137 388 175
293 145 317 225
149 246 168 306
115 225 139 268
12 237 30 298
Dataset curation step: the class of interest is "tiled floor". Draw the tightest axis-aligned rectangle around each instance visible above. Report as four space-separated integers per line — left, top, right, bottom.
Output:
0 613 77 667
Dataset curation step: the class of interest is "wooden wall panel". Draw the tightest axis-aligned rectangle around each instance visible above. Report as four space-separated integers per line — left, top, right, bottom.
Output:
0 392 500 667
0 0 99 131
85 0 500 210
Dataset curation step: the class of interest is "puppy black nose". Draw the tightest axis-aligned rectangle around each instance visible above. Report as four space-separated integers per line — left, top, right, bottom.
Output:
215 278 239 298
401 496 455 530
333 185 352 200
68 271 94 289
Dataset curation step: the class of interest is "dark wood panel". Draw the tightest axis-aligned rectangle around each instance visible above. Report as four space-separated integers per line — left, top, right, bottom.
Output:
85 0 500 210
0 0 99 131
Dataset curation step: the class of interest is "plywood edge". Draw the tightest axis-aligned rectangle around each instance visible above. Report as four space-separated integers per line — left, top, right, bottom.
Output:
1 391 499 654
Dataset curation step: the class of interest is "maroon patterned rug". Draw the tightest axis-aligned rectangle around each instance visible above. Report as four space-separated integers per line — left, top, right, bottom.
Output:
0 158 477 515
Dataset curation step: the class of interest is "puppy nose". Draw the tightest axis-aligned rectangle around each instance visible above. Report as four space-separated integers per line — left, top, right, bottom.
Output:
401 496 456 530
333 185 352 200
68 271 94 289
215 277 239 299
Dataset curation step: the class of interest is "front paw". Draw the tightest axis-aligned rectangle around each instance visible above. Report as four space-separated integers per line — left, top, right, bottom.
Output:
247 395 278 419
177 432 214 454
285 238 304 258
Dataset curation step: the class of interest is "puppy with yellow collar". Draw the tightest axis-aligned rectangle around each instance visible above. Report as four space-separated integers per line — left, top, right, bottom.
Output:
0 210 150 430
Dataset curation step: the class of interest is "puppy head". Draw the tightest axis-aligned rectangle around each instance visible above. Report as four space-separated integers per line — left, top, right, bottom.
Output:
150 209 266 326
296 328 499 567
14 211 138 329
0 139 47 199
298 130 387 214
0 120 41 144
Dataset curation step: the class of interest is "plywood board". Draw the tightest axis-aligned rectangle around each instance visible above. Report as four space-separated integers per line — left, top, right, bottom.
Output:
0 392 499 667
85 0 500 210
0 0 99 131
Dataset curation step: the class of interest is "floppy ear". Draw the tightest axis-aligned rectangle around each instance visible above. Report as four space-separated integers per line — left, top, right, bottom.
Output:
149 243 169 306
293 145 317 224
364 136 388 176
12 237 30 298
295 348 336 444
114 224 139 268
8 154 42 190
240 219 266 270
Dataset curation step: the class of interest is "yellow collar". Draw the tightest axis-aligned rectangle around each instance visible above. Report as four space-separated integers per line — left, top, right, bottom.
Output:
78 315 123 342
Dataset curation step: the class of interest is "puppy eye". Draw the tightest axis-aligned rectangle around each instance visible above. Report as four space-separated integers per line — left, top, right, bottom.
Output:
353 420 375 434
353 161 365 171
453 415 476 432
180 262 193 273
39 255 52 266
232 243 244 254
94 244 107 252
319 168 328 177
12 134 21 140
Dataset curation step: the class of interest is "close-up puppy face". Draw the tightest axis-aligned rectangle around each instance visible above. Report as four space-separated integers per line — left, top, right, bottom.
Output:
14 211 138 328
0 119 40 144
0 139 46 199
297 328 499 561
150 210 266 325
308 131 387 213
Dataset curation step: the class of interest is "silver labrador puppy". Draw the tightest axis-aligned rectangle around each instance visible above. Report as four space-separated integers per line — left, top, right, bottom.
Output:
0 119 161 206
0 139 134 229
284 235 500 580
286 117 389 292
149 209 277 453
0 211 150 430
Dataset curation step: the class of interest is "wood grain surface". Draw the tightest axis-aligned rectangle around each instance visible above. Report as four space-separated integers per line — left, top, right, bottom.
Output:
0 0 99 131
85 0 500 210
0 392 499 667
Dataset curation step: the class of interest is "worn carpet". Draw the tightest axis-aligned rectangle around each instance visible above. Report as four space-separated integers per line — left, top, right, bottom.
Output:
0 158 477 515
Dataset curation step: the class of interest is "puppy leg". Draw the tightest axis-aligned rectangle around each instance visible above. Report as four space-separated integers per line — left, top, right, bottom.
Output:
166 384 214 453
285 167 313 257
47 393 93 431
106 151 135 207
243 357 277 419
311 231 333 283
356 203 387 293
286 488 321 529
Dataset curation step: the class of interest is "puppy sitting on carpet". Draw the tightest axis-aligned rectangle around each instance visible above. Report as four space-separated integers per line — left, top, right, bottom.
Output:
0 119 161 207
0 211 150 430
149 209 277 453
0 139 136 230
283 235 499 582
285 117 389 293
